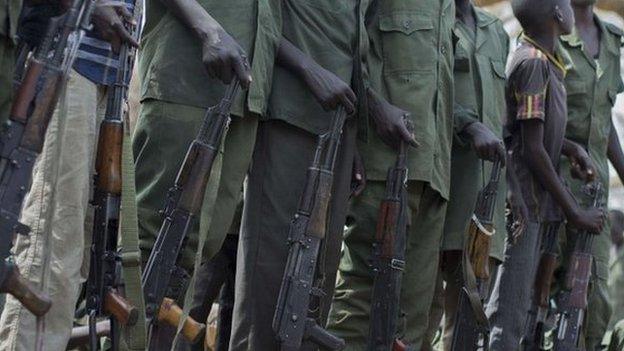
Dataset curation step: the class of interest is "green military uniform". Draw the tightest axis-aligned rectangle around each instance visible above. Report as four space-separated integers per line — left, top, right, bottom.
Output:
437 8 509 350
328 0 455 349
133 0 280 272
0 0 21 125
558 19 624 350
229 1 365 349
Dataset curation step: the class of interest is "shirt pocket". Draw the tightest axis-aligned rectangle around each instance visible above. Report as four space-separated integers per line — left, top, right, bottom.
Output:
482 57 506 133
378 12 436 73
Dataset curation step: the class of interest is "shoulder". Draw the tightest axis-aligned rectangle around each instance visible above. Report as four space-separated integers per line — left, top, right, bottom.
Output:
604 21 624 40
476 8 508 35
509 47 550 83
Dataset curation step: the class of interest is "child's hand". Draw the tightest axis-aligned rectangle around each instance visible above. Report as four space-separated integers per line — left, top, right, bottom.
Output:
563 140 596 183
570 207 605 233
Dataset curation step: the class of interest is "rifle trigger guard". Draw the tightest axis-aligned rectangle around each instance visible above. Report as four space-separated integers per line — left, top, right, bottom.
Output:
391 259 405 271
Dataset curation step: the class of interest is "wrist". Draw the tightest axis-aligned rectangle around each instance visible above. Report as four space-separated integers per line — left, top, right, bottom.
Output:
194 22 221 44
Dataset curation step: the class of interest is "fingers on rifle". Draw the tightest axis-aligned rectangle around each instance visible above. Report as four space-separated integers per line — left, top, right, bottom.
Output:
220 59 234 85
233 54 252 89
114 22 139 48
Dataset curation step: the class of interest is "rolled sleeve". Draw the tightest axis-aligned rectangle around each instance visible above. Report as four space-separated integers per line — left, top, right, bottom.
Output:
512 58 550 122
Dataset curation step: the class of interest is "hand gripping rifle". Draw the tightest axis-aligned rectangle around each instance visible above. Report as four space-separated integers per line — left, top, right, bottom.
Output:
520 222 561 351
141 83 241 347
273 108 347 351
367 139 409 351
0 0 95 316
450 160 503 351
553 182 604 351
83 9 141 350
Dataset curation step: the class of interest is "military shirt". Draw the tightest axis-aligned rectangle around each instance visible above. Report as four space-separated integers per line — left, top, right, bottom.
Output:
442 7 509 260
138 0 281 118
358 0 455 199
266 0 361 134
505 37 568 223
0 0 21 42
559 17 624 278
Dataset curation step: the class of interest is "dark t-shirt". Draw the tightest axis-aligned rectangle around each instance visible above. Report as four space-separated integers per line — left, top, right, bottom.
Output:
505 38 568 222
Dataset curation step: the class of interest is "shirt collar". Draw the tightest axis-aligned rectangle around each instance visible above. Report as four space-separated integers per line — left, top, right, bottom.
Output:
522 34 570 74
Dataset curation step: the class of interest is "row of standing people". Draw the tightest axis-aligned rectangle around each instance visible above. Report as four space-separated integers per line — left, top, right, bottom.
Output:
0 0 624 350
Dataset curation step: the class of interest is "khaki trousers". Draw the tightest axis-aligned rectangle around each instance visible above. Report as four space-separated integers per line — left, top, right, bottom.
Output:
0 70 107 351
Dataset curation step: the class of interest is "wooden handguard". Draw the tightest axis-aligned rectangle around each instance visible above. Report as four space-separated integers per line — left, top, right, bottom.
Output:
95 120 123 194
565 253 592 309
376 201 399 259
307 173 332 239
534 252 558 308
0 265 51 316
157 297 206 344
66 320 111 349
104 290 138 326
466 218 492 280
177 142 218 214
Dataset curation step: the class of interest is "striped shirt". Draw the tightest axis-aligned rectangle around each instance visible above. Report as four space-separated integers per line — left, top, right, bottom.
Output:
504 36 569 223
73 0 135 86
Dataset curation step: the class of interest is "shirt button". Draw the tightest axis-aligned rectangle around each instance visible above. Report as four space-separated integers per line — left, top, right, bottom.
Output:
403 20 412 30
441 46 447 54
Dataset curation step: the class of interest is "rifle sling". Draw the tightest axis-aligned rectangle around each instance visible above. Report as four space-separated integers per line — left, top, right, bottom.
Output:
119 119 147 350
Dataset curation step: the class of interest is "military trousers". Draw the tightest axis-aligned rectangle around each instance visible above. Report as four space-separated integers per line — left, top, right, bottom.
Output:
328 180 448 350
230 118 356 351
0 36 15 126
0 70 106 351
132 100 257 272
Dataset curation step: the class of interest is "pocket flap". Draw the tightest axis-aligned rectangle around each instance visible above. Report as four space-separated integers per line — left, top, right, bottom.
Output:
491 59 506 79
379 13 434 35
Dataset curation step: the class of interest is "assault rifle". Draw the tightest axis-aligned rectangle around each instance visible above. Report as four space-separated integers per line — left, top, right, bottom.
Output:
520 222 561 351
83 8 141 350
0 0 95 316
142 82 241 348
273 108 347 351
553 182 604 351
367 139 409 351
451 160 502 351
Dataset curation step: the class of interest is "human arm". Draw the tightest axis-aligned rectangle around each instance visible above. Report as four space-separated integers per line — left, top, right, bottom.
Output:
158 0 251 86
91 1 139 53
521 120 603 232
276 38 356 114
561 138 596 183
460 120 506 165
366 87 417 149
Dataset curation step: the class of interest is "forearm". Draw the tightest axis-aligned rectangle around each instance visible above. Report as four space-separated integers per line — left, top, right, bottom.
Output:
562 138 582 158
608 122 624 182
159 0 221 42
276 38 310 77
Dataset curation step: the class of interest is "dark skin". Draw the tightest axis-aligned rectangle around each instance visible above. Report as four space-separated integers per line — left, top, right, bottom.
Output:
158 0 252 87
572 0 601 58
519 0 604 233
91 2 139 53
455 0 506 164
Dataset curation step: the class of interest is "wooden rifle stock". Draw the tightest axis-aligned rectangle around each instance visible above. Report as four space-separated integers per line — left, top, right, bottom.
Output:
0 263 51 316
157 297 206 344
103 290 138 326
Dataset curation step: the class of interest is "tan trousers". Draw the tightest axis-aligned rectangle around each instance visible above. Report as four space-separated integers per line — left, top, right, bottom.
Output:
0 70 107 351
